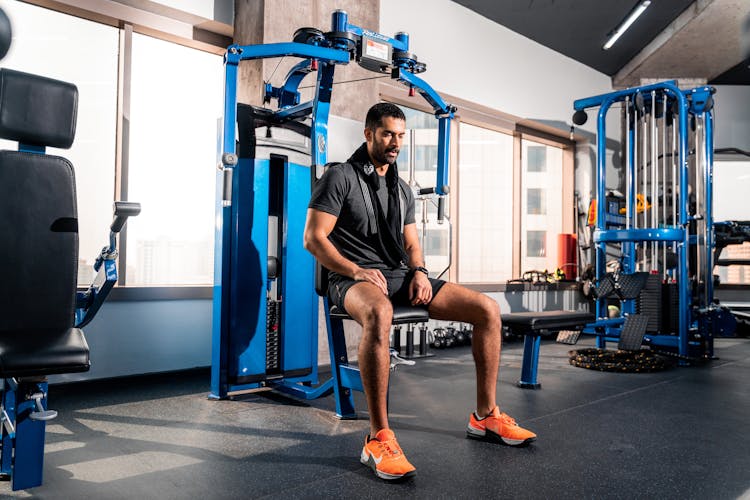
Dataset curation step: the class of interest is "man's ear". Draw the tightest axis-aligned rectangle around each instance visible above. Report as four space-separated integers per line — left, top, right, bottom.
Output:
364 127 373 142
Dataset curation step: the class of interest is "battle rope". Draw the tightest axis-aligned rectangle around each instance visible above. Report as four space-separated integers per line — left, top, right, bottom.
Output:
568 348 676 372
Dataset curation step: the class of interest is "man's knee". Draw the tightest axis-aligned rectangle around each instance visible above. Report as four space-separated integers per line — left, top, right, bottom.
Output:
363 301 393 325
476 294 501 329
356 300 393 344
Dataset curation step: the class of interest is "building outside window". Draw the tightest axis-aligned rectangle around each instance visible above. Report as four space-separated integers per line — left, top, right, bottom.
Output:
521 138 563 274
126 33 224 285
457 123 514 283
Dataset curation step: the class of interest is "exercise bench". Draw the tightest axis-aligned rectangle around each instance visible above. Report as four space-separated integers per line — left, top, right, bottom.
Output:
502 310 595 389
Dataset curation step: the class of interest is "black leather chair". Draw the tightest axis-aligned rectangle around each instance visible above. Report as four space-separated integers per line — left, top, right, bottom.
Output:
0 68 137 491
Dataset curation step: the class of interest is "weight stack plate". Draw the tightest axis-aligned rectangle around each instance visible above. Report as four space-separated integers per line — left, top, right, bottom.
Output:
636 274 662 333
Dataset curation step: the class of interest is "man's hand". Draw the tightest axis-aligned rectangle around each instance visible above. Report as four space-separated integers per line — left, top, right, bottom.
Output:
353 268 388 295
409 271 432 305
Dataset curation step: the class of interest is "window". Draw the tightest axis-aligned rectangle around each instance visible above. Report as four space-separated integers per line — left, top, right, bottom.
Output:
125 33 224 285
0 2 119 285
526 145 547 172
521 138 563 274
457 123 514 283
527 188 545 215
395 106 451 276
526 231 546 257
713 159 750 285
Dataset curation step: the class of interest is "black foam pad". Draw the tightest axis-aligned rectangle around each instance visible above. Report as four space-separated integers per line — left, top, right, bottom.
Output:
502 310 595 332
0 151 78 331
0 327 90 377
0 68 78 148
329 304 429 324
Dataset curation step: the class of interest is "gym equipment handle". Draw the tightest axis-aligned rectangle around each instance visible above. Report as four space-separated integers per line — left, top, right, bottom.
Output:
111 201 142 233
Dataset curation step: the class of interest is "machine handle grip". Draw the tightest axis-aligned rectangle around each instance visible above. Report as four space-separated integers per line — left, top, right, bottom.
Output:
223 167 233 204
418 186 435 195
437 196 445 223
111 201 141 233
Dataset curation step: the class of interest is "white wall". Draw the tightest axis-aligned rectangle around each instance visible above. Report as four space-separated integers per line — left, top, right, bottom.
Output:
380 0 612 135
153 0 233 24
713 85 750 151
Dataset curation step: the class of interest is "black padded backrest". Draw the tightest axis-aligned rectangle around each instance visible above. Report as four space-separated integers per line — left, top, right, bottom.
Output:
0 69 80 331
0 151 79 331
0 68 78 148
315 262 329 297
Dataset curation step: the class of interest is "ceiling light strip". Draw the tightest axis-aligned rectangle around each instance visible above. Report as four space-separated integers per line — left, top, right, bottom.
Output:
603 0 652 50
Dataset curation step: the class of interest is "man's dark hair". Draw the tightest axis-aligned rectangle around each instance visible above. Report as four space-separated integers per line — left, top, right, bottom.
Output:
365 102 405 130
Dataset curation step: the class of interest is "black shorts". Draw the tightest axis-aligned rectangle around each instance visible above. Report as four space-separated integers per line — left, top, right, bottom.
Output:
328 268 446 312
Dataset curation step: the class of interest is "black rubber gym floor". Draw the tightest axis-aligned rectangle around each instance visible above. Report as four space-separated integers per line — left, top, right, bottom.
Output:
2 336 749 499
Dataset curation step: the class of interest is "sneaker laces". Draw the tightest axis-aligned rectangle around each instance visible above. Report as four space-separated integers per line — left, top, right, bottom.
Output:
498 413 518 427
374 438 402 457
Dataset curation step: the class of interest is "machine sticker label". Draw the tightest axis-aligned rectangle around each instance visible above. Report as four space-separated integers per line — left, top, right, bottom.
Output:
366 39 389 61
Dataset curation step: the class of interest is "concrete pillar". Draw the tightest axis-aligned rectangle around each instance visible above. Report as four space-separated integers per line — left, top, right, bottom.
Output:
233 0 265 105
233 0 380 120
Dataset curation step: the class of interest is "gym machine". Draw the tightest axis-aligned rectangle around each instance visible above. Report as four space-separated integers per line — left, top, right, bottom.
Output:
572 80 736 361
210 10 454 415
0 68 139 490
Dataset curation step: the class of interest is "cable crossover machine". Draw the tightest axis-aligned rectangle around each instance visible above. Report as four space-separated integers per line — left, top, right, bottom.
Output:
572 80 737 361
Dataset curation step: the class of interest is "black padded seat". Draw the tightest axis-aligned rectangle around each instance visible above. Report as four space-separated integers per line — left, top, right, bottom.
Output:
502 310 594 333
0 328 90 378
0 69 91 379
329 305 429 324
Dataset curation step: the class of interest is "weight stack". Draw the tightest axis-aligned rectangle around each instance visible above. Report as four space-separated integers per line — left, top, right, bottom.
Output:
661 281 679 335
636 274 662 333
266 299 282 374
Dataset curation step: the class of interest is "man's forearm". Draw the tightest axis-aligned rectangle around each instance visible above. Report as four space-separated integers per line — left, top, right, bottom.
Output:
405 245 425 269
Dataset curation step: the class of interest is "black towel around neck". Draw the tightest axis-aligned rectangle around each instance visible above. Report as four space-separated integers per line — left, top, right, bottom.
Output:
348 142 408 268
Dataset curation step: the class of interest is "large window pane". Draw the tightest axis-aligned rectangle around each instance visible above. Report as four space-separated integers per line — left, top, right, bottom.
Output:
458 124 513 283
521 138 563 273
713 159 750 284
0 2 119 285
396 106 450 275
126 33 223 285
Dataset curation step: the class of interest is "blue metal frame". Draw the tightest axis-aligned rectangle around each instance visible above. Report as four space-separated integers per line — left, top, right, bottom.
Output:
573 81 719 360
211 12 454 415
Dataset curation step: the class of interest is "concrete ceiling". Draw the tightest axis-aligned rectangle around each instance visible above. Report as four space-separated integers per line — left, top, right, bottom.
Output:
452 0 750 88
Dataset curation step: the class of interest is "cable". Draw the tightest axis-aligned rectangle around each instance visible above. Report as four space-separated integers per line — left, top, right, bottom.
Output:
299 74 389 90
265 56 286 86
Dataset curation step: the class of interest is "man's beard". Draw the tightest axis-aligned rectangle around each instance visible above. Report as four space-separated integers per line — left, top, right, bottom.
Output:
372 143 399 165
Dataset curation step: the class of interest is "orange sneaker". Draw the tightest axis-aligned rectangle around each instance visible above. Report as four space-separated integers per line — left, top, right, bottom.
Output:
360 429 416 481
467 407 537 446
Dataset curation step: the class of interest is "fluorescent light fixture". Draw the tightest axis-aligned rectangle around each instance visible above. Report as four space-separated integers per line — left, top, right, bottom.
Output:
603 0 652 50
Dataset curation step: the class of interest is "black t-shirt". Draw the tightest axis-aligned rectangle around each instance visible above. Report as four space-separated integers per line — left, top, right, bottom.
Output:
308 162 415 271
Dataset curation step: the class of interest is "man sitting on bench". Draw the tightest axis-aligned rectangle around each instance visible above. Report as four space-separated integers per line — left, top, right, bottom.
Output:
303 103 536 482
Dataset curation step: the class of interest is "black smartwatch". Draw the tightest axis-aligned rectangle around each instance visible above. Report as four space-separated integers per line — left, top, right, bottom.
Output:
412 266 429 276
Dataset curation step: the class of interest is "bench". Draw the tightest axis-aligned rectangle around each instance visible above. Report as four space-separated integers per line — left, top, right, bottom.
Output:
502 310 595 389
